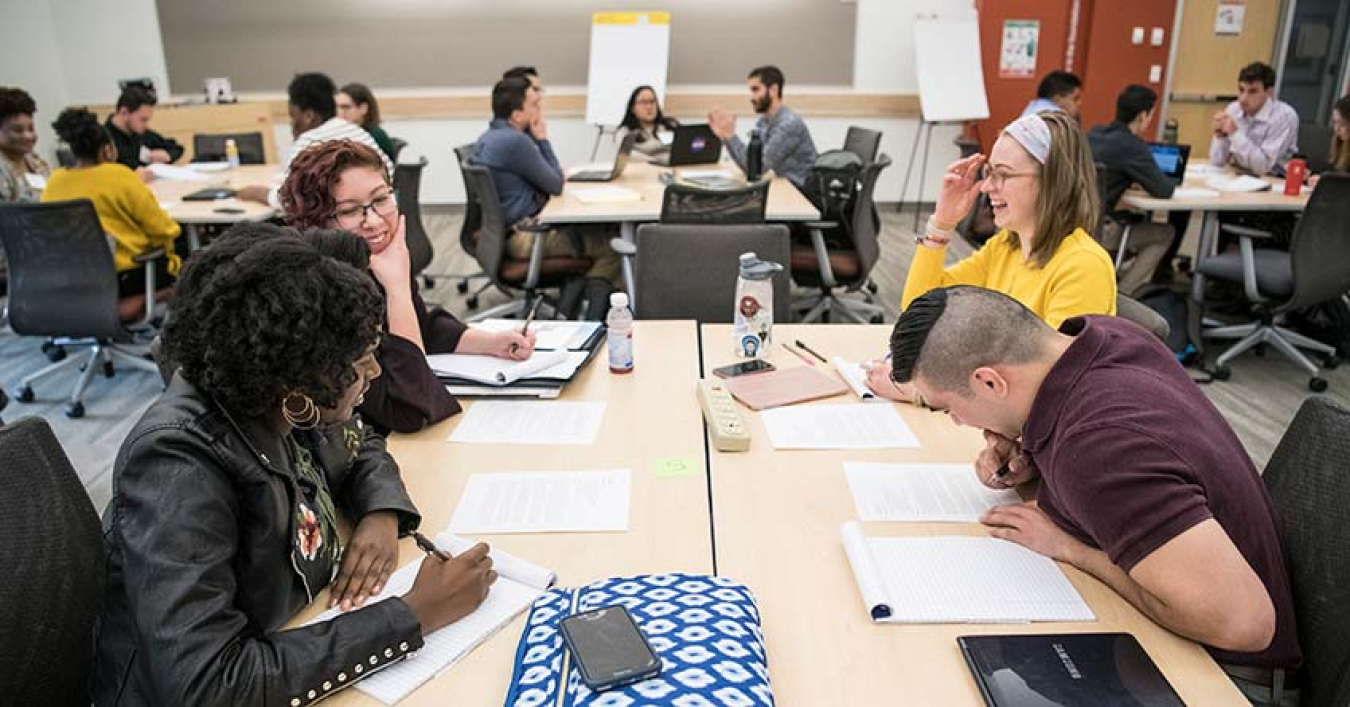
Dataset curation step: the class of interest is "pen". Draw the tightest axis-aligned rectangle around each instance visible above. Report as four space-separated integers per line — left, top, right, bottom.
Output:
784 342 816 367
412 531 452 562
511 298 542 354
794 339 827 363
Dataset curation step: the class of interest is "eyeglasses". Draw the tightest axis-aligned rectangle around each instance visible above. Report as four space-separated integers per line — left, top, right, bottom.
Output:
634 99 658 106
333 189 397 228
980 164 1039 190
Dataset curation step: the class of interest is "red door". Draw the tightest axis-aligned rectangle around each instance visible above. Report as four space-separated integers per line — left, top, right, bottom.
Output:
974 0 1077 150
1076 0 1178 135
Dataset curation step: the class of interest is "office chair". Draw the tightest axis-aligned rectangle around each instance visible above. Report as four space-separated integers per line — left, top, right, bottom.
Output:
449 143 491 305
659 181 769 224
390 136 409 163
192 132 266 164
1261 397 1350 707
1094 162 1146 274
460 163 591 320
1196 174 1350 391
393 157 435 281
1115 294 1170 342
843 126 882 163
1297 122 1333 175
0 200 161 417
791 155 891 323
0 417 104 704
620 224 790 322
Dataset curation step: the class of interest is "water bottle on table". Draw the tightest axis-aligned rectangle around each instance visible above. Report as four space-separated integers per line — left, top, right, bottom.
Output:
225 138 240 169
732 252 784 358
607 292 634 374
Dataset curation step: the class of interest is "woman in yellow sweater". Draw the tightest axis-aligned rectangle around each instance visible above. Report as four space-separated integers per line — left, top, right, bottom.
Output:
42 107 181 298
868 111 1116 401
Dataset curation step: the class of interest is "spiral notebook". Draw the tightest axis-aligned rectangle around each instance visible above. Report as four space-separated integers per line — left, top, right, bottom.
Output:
840 522 1094 624
305 535 555 705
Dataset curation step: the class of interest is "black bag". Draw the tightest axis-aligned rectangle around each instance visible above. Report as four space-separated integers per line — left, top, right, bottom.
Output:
1288 296 1350 357
1134 283 1210 377
555 278 615 321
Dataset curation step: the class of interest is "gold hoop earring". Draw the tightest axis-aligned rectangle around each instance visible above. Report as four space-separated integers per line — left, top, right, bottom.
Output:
282 392 321 430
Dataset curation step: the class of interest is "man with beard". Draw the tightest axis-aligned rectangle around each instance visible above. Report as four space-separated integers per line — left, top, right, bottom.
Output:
709 65 818 192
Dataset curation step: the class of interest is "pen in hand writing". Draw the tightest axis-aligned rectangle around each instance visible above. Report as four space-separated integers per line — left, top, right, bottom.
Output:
510 298 542 354
413 531 452 562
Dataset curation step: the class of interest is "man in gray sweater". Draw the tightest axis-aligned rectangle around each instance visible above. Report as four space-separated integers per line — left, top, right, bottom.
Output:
709 66 818 193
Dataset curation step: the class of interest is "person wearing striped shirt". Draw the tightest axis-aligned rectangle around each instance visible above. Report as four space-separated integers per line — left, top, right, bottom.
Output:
237 72 392 207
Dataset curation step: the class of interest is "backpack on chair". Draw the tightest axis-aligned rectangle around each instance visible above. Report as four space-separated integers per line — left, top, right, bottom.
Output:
808 150 865 249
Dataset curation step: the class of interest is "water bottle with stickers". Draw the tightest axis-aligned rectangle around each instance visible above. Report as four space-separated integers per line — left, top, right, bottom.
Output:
732 252 783 358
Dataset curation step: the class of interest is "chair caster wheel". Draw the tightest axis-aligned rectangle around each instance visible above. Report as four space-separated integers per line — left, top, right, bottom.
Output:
1211 365 1232 381
866 282 879 295
1310 377 1329 393
16 385 35 403
422 276 434 289
870 315 884 324
103 361 115 377
45 346 67 362
1323 355 1341 370
466 296 479 310
66 402 85 418
457 281 470 294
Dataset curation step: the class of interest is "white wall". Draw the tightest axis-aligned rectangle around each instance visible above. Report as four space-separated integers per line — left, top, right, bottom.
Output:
16 0 960 206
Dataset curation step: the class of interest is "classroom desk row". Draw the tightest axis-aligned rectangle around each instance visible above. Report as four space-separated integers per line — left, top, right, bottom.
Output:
294 321 1244 706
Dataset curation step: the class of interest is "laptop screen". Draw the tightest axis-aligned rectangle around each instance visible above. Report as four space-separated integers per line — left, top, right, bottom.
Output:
1149 144 1187 179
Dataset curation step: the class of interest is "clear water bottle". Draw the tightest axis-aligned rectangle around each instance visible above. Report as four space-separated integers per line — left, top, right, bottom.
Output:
607 292 634 374
746 129 763 181
732 252 784 358
225 138 240 169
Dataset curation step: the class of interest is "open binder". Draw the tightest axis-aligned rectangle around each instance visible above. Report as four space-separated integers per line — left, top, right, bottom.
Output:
429 322 604 398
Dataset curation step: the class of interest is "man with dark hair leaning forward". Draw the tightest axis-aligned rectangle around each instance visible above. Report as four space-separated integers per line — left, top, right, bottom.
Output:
889 285 1300 705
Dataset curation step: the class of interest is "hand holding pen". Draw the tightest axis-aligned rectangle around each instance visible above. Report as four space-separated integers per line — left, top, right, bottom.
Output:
402 532 499 633
976 430 1037 489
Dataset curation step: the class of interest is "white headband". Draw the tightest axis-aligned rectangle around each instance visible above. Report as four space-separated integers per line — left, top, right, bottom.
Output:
1003 114 1052 164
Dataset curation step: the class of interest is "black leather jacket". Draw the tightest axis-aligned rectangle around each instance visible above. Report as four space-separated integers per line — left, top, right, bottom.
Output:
95 376 425 706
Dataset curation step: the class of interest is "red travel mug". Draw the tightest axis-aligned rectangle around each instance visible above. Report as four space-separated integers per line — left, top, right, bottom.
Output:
1284 158 1307 196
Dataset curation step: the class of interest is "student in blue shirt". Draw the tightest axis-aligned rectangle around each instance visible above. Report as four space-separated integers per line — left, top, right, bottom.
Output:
1021 71 1082 121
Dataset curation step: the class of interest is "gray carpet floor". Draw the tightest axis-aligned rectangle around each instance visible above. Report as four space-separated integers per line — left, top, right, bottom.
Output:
3 205 1345 514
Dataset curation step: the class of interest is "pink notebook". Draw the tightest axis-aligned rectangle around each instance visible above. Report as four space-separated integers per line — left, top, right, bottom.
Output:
723 365 849 410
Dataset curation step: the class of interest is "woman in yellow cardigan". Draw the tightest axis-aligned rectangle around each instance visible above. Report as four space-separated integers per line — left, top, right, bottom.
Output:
42 107 181 298
868 111 1116 401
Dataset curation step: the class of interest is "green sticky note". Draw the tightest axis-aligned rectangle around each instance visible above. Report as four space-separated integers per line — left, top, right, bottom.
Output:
654 457 700 478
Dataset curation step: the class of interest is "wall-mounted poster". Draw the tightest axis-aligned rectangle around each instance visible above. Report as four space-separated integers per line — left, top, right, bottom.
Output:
1215 0 1245 36
1000 20 1040 78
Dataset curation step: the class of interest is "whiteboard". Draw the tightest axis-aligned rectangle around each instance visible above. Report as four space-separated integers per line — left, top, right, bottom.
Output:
585 11 671 127
913 13 990 123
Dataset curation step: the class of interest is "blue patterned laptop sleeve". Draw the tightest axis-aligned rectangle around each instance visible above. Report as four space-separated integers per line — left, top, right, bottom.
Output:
503 574 774 706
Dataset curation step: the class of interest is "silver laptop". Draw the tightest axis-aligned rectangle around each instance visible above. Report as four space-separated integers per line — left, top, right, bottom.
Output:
568 132 638 182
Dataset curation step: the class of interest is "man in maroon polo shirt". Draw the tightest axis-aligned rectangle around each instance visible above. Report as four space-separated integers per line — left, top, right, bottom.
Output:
889 285 1300 703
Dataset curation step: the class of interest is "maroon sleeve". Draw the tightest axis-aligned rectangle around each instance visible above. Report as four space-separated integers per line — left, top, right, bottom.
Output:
410 283 467 355
357 333 461 434
1043 424 1213 572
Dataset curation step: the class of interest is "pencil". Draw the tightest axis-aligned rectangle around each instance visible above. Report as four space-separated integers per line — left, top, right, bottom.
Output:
784 343 816 367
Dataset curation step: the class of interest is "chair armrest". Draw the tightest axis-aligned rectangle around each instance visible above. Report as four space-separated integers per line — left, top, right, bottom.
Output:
609 238 636 256
132 247 167 264
803 220 839 230
809 227 837 288
515 218 552 234
1220 223 1276 240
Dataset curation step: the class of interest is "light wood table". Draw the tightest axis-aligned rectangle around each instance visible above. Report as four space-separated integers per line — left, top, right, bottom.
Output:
1118 169 1309 302
149 164 280 250
291 320 714 706
537 162 819 229
701 323 1247 706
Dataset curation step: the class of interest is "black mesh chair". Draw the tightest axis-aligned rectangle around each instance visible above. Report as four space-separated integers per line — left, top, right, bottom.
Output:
1197 174 1350 390
394 157 434 280
0 417 104 704
843 126 882 163
461 163 591 319
451 143 491 306
390 136 409 163
791 155 891 323
625 224 790 322
0 200 160 417
1262 397 1350 707
659 181 769 224
192 132 265 164
1094 162 1145 273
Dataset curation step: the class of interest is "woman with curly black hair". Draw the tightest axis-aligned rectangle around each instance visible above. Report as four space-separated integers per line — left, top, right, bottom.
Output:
95 224 498 706
0 86 50 203
280 139 535 434
42 107 181 298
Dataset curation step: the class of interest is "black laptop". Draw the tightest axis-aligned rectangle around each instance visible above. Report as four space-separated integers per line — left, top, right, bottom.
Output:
651 124 723 167
1147 143 1191 186
959 633 1185 707
568 131 638 182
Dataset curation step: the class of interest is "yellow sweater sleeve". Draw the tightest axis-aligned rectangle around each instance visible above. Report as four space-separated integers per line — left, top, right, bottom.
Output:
900 234 998 311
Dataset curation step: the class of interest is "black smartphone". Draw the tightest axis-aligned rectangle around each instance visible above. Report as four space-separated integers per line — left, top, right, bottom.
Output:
559 605 662 692
213 206 246 214
712 359 775 378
